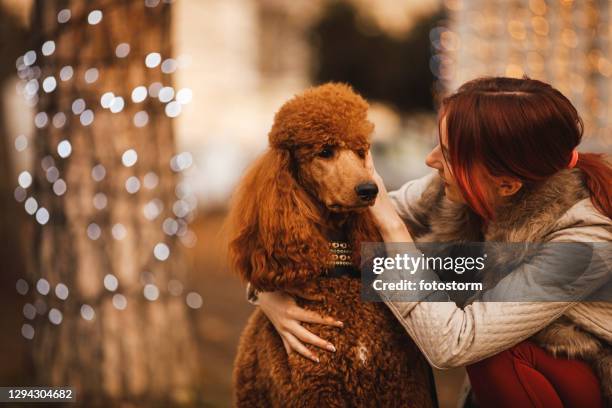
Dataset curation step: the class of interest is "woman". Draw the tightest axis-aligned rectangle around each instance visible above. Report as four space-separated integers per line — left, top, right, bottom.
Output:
250 77 612 407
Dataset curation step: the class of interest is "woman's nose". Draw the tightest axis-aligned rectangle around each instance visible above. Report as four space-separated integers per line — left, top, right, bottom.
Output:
425 145 443 170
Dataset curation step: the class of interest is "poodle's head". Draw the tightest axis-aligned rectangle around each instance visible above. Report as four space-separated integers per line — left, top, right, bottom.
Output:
228 83 381 291
269 83 378 211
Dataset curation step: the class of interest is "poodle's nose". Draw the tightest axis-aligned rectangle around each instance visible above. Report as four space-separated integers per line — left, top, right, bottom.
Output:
355 182 379 201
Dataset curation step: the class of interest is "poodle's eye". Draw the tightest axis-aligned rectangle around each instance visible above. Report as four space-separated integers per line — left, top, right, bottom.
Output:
356 149 366 159
318 146 334 159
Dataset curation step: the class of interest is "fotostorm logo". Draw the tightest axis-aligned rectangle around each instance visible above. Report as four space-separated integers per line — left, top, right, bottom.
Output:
372 253 487 275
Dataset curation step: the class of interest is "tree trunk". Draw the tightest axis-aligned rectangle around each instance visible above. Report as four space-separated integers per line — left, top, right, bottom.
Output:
29 1 200 405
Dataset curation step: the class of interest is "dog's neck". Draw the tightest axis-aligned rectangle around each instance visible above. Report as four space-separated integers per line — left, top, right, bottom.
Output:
324 214 362 278
296 176 367 247
321 209 354 242
305 197 366 279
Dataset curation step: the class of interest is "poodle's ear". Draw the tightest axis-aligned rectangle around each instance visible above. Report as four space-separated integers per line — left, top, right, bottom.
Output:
227 148 327 292
348 211 383 267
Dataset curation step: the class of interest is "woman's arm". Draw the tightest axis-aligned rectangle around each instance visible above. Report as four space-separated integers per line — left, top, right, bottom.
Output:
380 240 610 368
385 299 572 369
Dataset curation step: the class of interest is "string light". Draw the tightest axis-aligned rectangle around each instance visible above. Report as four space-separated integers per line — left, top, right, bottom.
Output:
438 0 611 146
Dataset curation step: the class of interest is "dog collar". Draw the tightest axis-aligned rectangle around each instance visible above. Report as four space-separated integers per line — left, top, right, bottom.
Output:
326 241 360 279
328 241 353 266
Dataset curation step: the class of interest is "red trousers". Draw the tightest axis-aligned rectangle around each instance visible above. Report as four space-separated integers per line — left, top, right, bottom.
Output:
466 341 603 408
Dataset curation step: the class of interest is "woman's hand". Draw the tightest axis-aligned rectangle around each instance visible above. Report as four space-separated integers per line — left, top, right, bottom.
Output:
258 291 343 363
365 151 413 241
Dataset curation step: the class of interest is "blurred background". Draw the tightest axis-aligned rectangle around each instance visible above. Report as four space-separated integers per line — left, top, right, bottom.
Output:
0 0 610 406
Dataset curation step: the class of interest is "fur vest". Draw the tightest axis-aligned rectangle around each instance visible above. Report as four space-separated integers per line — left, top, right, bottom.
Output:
402 169 612 404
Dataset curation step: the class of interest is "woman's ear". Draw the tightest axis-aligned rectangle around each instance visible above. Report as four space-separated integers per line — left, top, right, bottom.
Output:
496 176 523 197
227 148 327 292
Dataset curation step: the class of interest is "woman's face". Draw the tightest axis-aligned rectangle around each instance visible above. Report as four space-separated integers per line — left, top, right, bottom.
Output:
425 114 523 207
425 115 466 204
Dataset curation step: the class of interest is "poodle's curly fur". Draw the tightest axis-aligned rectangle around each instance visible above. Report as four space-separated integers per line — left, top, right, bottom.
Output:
227 83 436 407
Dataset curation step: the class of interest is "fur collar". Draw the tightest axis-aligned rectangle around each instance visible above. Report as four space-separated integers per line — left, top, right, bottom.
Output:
411 169 592 295
485 169 589 242
414 169 589 244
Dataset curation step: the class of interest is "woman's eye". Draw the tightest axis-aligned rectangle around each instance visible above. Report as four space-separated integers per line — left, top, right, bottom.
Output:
318 146 334 158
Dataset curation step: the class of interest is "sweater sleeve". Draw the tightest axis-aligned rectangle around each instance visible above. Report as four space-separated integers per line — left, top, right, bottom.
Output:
382 240 611 369
385 300 571 369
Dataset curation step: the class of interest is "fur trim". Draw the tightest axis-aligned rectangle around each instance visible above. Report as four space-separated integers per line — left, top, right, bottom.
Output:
484 169 589 242
531 316 602 359
594 350 612 406
411 177 483 243
409 168 588 244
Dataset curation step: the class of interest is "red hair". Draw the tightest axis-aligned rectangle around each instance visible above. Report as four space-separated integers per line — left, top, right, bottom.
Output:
441 76 612 220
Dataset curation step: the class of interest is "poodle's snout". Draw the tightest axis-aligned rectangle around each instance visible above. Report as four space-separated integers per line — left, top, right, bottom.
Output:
355 182 378 202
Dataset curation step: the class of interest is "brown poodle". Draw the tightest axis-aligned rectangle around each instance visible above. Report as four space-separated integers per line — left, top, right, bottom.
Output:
227 83 436 407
